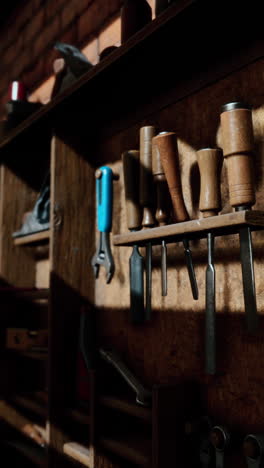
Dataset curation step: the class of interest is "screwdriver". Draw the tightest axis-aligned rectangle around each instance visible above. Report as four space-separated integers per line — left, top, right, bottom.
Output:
152 137 171 296
152 131 198 300
140 126 156 320
220 102 258 333
197 148 223 375
122 150 144 323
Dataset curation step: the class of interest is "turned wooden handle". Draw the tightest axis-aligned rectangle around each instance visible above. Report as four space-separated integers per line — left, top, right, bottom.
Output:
122 150 142 231
197 148 223 217
220 103 255 208
140 126 156 227
152 141 170 225
152 132 189 222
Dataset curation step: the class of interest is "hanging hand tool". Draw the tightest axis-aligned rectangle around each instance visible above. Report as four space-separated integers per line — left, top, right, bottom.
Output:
152 139 171 296
91 166 115 284
220 102 258 333
243 434 264 468
210 426 230 468
152 131 198 299
140 126 156 320
100 348 152 406
122 150 144 323
197 148 223 375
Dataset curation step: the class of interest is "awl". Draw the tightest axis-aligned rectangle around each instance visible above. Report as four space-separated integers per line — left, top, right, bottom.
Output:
122 150 144 323
152 138 171 296
197 148 223 375
220 102 258 333
140 126 156 320
152 131 198 300
91 166 115 284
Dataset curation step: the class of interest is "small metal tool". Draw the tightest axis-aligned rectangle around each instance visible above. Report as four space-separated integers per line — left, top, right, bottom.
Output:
99 348 152 406
220 102 258 333
91 166 115 284
210 426 230 468
243 434 264 468
152 137 171 296
197 147 223 375
122 150 144 323
152 131 198 300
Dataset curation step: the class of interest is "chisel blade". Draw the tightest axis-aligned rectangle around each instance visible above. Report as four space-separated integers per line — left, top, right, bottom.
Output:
239 226 258 333
161 240 167 296
145 242 152 320
129 245 145 324
183 238 199 300
205 232 216 375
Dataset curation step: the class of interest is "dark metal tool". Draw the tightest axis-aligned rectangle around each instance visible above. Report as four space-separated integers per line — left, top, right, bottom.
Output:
99 348 152 406
13 172 50 238
91 166 115 284
140 126 156 320
122 150 144 323
197 148 223 375
243 434 264 468
210 426 230 468
152 138 171 296
152 131 198 300
220 102 258 333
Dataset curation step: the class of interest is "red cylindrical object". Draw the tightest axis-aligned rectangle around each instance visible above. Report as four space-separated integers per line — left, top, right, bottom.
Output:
8 81 27 101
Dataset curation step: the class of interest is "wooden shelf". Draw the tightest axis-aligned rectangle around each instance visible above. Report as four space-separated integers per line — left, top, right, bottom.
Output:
63 442 92 467
0 288 49 301
100 435 151 467
0 1 262 154
65 407 90 425
10 392 47 418
113 210 264 247
13 230 50 246
99 395 152 423
3 440 47 467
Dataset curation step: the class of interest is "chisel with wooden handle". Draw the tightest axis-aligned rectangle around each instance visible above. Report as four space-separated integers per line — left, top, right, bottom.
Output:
220 102 258 333
152 131 198 299
197 148 223 375
122 150 144 323
152 141 171 296
140 126 156 320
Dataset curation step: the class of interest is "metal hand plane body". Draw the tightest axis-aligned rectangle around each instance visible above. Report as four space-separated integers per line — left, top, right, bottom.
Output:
91 166 115 284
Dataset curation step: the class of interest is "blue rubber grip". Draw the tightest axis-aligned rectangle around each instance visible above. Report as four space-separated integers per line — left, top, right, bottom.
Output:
96 166 113 233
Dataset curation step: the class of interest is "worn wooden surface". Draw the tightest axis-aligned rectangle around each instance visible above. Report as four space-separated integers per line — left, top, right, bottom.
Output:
88 57 264 467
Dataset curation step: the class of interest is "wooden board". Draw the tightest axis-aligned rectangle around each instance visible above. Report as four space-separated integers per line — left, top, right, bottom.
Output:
63 442 92 467
13 230 50 246
113 210 264 246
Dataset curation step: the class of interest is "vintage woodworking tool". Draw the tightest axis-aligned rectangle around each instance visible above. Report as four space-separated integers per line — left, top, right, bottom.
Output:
152 131 198 299
99 348 152 406
243 434 264 468
91 166 115 284
140 126 156 319
220 102 258 333
13 172 50 238
122 150 145 323
197 148 223 375
152 138 171 296
210 426 230 468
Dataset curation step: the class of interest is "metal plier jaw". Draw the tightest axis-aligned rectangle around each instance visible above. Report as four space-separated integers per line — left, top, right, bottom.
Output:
91 231 115 284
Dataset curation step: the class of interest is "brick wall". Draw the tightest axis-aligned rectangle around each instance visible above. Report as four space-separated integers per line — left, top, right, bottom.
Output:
0 0 154 116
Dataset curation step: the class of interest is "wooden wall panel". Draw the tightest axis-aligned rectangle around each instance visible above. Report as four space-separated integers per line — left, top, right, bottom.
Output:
88 56 264 459
49 134 95 467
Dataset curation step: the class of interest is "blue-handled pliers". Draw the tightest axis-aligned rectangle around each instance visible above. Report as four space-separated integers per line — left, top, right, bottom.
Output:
91 166 115 284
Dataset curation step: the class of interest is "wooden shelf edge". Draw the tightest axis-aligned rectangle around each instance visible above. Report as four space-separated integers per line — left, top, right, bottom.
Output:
113 210 264 246
99 395 152 423
63 442 93 467
100 436 151 467
13 230 50 246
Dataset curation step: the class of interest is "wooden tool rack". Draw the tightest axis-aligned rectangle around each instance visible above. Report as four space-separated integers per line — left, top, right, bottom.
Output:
0 1 264 467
